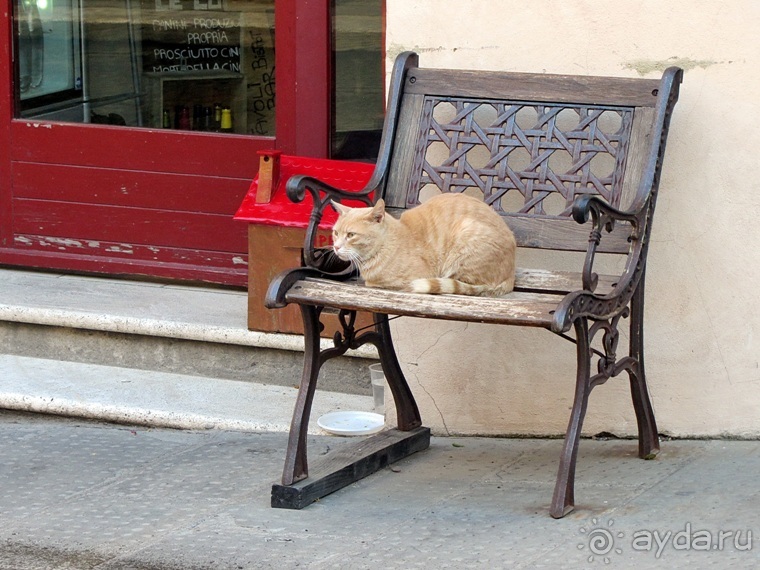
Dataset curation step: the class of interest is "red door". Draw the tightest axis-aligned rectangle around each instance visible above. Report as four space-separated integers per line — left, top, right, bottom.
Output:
0 0 334 287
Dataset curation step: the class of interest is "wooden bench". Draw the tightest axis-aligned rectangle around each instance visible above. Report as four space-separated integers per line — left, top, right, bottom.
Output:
266 52 683 518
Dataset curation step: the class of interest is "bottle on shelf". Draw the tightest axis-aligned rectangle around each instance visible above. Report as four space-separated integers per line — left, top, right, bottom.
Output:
177 106 191 130
162 109 171 129
173 104 184 129
192 104 203 131
220 106 233 133
202 106 213 131
213 103 222 132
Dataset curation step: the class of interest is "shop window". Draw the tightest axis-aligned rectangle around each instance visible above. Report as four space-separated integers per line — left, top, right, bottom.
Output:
331 0 383 160
13 0 385 153
15 0 276 136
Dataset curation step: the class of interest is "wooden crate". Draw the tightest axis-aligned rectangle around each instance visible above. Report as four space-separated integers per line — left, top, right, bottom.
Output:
237 151 375 336
247 224 374 336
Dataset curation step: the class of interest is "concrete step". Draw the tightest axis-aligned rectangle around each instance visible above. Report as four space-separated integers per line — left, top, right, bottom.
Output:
0 269 379 431
0 353 374 433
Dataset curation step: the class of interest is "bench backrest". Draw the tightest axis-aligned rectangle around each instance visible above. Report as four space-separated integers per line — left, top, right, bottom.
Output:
375 53 682 255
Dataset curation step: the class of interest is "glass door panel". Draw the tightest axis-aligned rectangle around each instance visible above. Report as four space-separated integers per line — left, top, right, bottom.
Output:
15 0 275 136
331 0 383 160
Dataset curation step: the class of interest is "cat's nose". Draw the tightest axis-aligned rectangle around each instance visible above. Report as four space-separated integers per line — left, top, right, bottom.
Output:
333 244 348 260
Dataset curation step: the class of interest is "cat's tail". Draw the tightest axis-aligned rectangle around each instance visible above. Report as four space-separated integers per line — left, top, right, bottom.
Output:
410 277 514 297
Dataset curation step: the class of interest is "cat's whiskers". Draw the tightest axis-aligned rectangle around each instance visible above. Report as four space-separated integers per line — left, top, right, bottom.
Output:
344 249 366 274
332 245 363 274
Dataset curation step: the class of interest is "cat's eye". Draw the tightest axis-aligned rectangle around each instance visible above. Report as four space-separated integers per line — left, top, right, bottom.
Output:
346 232 356 239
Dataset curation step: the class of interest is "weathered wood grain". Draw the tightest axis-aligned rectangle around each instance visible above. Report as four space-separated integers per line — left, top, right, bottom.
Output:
619 107 656 211
385 94 426 209
514 267 618 295
504 216 632 254
282 268 618 328
406 68 661 107
384 209 633 254
284 277 564 327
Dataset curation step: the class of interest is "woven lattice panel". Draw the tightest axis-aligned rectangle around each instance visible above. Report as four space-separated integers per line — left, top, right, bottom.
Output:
406 97 634 217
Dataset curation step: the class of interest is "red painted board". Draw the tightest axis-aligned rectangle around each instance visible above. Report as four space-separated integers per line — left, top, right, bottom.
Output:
12 162 251 215
1 241 248 286
10 120 271 180
14 199 248 253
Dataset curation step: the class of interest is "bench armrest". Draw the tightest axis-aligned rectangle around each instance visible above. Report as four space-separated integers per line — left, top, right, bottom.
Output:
572 194 639 226
285 173 374 205
572 194 641 291
551 195 646 333
265 266 325 309
285 174 375 276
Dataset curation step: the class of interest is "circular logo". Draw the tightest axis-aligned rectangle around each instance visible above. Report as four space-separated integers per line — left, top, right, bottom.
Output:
579 518 624 563
588 527 615 555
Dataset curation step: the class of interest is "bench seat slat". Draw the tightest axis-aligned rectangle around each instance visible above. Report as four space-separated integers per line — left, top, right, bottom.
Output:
285 278 563 328
514 268 617 295
282 268 618 328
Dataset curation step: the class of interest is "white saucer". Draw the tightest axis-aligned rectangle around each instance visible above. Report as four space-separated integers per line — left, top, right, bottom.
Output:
317 411 385 436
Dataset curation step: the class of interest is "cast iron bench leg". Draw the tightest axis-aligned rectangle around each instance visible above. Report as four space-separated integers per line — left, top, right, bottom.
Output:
273 307 430 509
551 317 591 518
372 313 422 431
628 281 660 459
281 304 322 486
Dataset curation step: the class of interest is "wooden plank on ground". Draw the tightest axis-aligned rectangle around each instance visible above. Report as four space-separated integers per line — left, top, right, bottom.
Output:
271 427 431 510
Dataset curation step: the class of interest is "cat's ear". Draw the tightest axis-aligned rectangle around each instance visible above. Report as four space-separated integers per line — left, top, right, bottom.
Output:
370 199 385 223
330 200 351 216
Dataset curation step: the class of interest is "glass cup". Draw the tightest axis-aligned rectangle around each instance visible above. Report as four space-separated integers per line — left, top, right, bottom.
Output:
369 363 385 414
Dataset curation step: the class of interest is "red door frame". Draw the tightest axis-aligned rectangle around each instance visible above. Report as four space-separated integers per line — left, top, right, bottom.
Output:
0 0 331 287
276 0 330 157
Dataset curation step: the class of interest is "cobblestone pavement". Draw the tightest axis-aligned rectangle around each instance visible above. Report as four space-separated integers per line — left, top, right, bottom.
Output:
1 410 758 569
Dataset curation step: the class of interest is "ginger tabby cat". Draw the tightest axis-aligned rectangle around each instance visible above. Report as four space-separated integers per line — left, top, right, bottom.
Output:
331 193 516 296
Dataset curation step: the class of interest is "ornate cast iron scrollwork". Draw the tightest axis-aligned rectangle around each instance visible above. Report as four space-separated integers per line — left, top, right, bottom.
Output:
332 309 381 353
285 175 375 278
551 194 646 334
572 194 641 293
587 309 636 389
313 308 386 364
408 98 634 216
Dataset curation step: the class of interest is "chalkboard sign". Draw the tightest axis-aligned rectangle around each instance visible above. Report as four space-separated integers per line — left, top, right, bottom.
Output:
141 0 241 73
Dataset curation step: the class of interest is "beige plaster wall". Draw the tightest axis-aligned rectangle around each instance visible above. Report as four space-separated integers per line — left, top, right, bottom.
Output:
384 0 760 438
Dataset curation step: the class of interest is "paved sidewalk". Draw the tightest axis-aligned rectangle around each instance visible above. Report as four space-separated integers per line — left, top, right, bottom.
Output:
1 411 758 569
